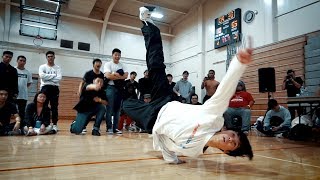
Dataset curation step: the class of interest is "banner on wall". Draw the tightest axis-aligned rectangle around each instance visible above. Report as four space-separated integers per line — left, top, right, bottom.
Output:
214 8 242 49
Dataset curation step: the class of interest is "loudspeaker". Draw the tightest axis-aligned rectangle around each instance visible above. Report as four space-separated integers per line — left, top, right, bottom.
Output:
60 39 73 49
258 67 276 92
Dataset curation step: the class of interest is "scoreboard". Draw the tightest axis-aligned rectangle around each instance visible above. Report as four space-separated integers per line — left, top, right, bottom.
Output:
214 8 241 49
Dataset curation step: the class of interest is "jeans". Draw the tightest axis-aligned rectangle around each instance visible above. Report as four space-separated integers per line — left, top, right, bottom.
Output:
225 107 251 131
16 99 27 122
105 85 122 131
256 121 290 136
70 104 106 134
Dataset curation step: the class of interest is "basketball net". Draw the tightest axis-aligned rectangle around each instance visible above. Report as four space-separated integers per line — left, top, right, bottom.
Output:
33 35 43 49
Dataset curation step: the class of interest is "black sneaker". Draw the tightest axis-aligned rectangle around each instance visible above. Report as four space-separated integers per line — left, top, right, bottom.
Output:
92 129 101 136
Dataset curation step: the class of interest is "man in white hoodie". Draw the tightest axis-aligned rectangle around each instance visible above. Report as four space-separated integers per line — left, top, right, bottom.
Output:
123 7 253 164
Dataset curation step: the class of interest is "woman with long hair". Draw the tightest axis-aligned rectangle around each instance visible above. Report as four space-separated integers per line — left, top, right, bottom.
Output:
24 92 54 136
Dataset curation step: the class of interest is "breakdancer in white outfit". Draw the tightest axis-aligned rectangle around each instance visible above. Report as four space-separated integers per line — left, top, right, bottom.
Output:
123 7 253 164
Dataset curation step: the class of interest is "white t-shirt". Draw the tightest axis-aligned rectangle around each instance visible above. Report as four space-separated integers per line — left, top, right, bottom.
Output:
38 64 62 88
15 67 33 100
103 61 127 85
153 56 247 163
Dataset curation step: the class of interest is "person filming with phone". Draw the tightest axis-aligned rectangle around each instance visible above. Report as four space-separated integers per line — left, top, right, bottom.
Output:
282 69 303 120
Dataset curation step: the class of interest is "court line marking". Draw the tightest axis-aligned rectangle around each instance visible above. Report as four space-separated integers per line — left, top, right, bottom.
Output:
255 154 320 169
0 145 318 172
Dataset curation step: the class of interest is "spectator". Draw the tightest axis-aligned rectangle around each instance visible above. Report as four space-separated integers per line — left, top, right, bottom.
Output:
103 48 128 134
71 77 107 136
224 81 254 134
256 99 291 136
78 59 104 96
201 70 219 103
77 58 104 133
124 71 139 99
282 69 303 119
24 92 54 136
0 88 21 136
38 51 62 132
190 93 202 105
173 71 193 103
0 51 18 102
15 55 33 121
167 74 176 99
138 70 152 101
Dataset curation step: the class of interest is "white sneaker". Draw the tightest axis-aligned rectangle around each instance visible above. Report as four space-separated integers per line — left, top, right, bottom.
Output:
53 125 59 132
107 128 113 134
114 129 122 134
80 129 87 135
139 7 154 26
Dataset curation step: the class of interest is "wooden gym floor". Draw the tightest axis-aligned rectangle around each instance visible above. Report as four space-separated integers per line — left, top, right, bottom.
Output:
0 121 319 179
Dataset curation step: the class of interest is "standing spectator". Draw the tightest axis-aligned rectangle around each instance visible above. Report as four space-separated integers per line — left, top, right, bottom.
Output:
224 81 254 134
38 51 62 132
24 92 54 136
138 70 152 101
15 55 33 121
124 71 139 99
0 51 18 102
166 74 176 99
282 69 303 119
201 70 219 103
190 93 202 105
104 48 128 134
173 71 193 103
0 88 21 136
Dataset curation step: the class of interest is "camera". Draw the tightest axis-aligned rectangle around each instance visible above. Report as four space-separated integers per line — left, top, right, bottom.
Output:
286 75 292 80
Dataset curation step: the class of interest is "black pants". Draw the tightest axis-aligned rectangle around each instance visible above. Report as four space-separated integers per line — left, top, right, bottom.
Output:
203 95 212 104
16 99 27 122
0 123 15 136
41 85 60 125
288 106 303 120
122 23 171 133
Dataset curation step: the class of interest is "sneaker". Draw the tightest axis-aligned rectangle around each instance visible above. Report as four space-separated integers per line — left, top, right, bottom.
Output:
139 7 154 26
82 129 87 133
92 129 101 136
243 131 249 136
53 125 59 132
107 128 113 134
276 133 283 138
114 129 122 134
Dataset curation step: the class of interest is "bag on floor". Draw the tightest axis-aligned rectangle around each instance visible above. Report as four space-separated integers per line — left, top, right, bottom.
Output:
288 124 312 141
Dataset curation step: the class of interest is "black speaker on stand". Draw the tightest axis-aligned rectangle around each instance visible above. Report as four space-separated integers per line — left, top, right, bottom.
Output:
258 67 276 100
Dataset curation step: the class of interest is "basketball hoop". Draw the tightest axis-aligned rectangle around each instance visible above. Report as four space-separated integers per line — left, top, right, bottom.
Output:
33 35 43 48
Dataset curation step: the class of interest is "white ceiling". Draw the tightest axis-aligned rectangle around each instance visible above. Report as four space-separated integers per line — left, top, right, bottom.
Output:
64 0 202 25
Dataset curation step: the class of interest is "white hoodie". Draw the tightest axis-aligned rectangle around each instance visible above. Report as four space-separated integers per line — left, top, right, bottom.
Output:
153 55 247 163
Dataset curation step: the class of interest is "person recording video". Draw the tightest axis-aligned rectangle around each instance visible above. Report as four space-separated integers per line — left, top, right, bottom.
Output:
282 69 303 120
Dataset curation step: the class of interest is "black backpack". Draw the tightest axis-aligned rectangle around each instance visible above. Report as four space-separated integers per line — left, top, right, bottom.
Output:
288 124 312 141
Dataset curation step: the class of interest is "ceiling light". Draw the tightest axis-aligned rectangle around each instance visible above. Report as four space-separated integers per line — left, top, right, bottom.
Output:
151 12 163 19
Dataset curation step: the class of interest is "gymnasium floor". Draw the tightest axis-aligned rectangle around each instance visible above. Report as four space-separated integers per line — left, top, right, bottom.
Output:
0 121 319 179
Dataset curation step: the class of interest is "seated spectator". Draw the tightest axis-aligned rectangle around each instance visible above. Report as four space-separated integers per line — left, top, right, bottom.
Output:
24 92 54 136
0 88 21 136
224 81 254 134
143 93 151 103
257 99 291 136
70 77 107 136
189 93 202 105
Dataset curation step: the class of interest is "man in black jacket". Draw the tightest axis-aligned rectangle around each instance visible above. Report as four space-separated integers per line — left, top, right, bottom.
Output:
0 51 18 102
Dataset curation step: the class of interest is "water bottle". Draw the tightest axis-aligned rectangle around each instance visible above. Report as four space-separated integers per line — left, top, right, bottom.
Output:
300 86 305 96
35 120 41 128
